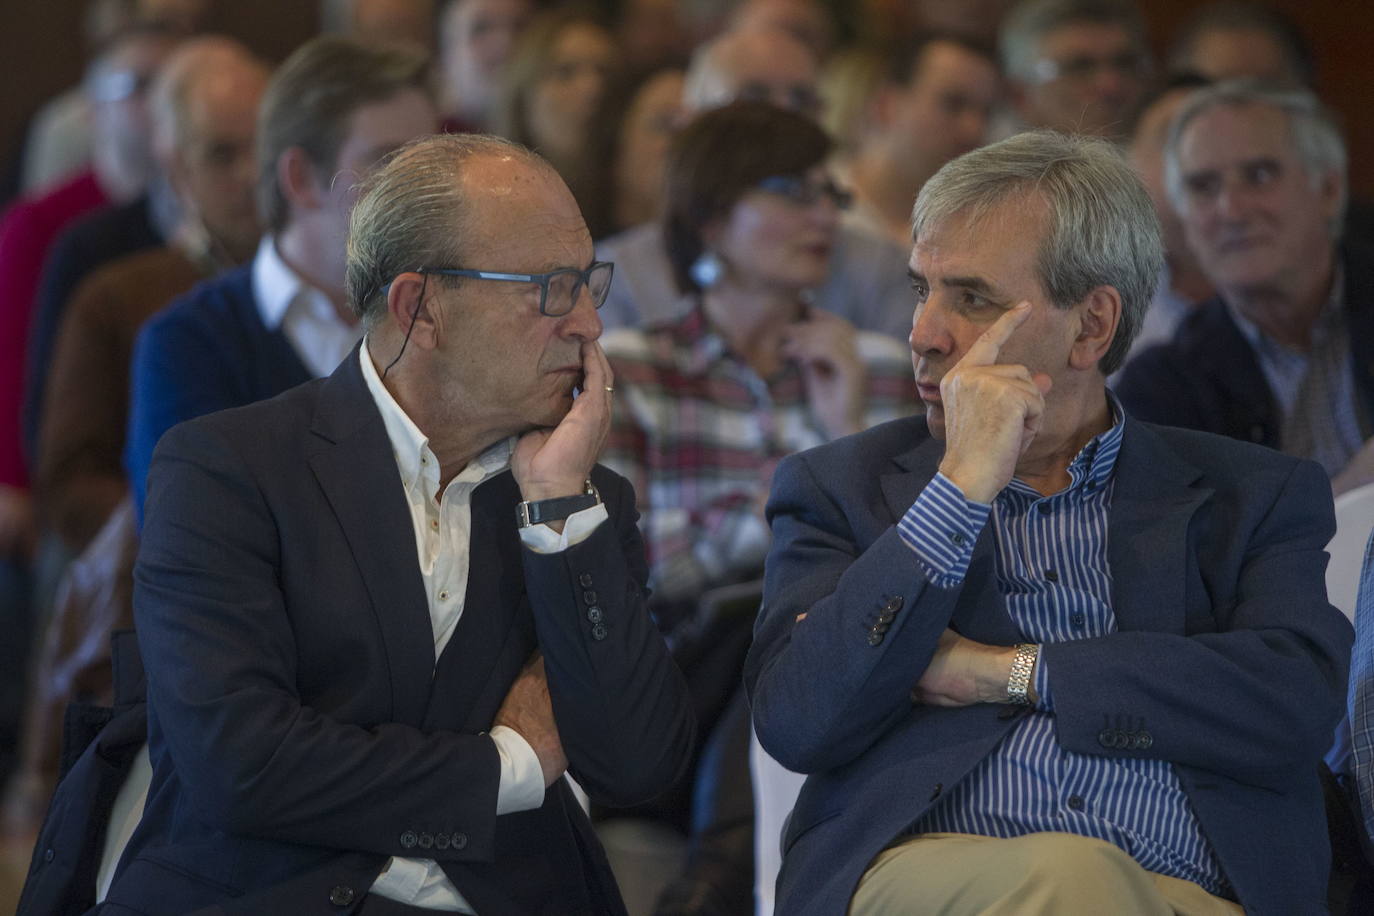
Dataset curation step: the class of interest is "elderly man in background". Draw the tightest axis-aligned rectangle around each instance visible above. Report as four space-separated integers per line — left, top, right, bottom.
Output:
1115 82 1374 497
597 23 916 343
747 130 1350 914
33 37 268 556
125 35 436 516
999 0 1151 141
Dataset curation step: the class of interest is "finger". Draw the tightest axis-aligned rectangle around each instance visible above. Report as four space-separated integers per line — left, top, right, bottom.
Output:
959 301 1032 369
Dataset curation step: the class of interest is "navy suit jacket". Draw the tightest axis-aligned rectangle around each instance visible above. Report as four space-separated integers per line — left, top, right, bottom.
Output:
125 264 312 518
745 412 1352 915
1115 244 1374 449
103 350 695 915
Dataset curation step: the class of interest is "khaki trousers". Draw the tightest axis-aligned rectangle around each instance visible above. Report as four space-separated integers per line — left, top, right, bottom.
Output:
848 832 1245 915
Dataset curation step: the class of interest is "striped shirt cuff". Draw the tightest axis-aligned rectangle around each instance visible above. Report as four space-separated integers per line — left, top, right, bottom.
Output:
897 473 991 588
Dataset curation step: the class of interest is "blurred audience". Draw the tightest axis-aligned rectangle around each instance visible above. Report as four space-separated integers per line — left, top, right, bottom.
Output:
727 0 836 60
323 0 436 50
34 37 268 555
1167 1 1313 87
1116 82 1374 496
126 36 435 514
911 0 1015 45
494 8 621 232
999 0 1151 141
598 24 917 343
818 46 887 160
840 34 999 247
437 0 532 132
1119 73 1214 361
599 100 916 916
588 65 686 238
616 0 691 72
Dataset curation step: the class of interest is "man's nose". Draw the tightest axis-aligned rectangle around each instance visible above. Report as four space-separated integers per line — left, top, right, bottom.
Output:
909 302 952 356
561 283 603 342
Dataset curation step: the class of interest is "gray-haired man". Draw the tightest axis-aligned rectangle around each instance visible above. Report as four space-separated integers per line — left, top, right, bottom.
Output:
746 130 1349 914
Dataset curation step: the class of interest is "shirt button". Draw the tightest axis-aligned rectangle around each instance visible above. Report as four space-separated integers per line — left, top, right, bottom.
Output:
1044 569 1059 583
420 455 428 465
950 532 966 547
1067 795 1085 811
1036 502 1052 515
439 590 450 601
430 519 439 530
329 885 355 906
1071 613 1086 627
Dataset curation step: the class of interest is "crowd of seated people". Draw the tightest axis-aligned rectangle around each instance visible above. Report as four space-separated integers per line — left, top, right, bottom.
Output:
0 0 1372 914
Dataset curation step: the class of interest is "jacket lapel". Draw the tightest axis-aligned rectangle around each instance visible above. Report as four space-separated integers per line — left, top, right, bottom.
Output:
306 346 435 726
879 434 1020 646
1107 420 1211 634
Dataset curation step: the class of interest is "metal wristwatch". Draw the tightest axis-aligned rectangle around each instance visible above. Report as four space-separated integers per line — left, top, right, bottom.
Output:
1006 643 1039 706
515 479 600 528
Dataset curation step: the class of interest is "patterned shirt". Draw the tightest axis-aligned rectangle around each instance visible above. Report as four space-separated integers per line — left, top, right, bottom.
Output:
602 307 917 607
898 394 1230 897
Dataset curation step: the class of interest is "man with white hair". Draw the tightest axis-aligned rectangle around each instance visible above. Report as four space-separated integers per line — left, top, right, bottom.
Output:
597 24 916 343
1116 81 1374 496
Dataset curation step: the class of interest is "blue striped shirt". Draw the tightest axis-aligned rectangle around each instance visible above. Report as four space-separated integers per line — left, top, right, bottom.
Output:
897 396 1229 896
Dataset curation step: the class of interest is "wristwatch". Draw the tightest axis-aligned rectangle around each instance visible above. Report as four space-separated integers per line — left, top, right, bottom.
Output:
1006 643 1039 706
515 479 601 528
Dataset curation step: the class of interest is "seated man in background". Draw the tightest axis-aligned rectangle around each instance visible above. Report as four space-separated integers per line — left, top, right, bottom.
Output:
1115 81 1374 496
101 132 694 914
747 130 1351 914
33 36 268 555
597 22 916 343
125 35 436 515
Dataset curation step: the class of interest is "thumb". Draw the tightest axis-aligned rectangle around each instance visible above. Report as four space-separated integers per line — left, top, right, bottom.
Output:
1032 372 1053 396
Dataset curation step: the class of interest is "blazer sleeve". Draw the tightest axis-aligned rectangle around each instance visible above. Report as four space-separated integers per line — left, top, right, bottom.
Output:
1043 457 1353 787
519 468 696 806
136 420 507 860
744 450 960 774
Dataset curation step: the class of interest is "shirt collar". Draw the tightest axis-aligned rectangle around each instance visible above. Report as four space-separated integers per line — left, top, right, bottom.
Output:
252 234 345 332
358 337 513 497
1003 389 1126 502
1226 260 1345 354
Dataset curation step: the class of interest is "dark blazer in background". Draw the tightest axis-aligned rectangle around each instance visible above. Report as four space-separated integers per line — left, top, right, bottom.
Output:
745 413 1352 916
103 349 695 915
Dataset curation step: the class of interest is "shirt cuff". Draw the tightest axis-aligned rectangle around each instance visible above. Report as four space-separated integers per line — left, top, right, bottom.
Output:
518 503 609 554
491 724 545 815
896 473 991 588
1032 646 1052 711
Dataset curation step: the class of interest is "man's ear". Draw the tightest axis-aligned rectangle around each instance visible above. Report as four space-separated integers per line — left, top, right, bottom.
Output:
386 272 445 352
1070 285 1122 371
277 146 325 213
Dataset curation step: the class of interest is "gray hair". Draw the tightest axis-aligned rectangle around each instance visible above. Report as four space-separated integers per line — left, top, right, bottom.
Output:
1163 80 1348 239
149 36 265 159
912 130 1163 376
999 0 1147 84
345 132 545 327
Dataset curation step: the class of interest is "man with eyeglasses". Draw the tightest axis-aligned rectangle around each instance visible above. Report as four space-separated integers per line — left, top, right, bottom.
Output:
999 0 1151 142
111 131 694 914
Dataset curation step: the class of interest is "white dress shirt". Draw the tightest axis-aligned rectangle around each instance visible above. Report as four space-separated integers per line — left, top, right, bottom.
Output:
359 340 608 912
252 235 363 377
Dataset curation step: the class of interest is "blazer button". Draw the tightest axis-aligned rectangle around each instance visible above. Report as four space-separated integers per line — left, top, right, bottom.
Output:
452 832 468 850
929 783 943 801
400 830 418 849
878 611 895 624
1135 732 1153 750
579 572 594 587
435 832 451 850
587 606 604 623
583 589 598 604
867 632 883 646
591 623 608 641
418 832 434 849
329 885 355 906
1097 728 1116 748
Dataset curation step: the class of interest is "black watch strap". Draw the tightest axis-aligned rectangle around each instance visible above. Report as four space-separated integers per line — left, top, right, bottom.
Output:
515 481 601 527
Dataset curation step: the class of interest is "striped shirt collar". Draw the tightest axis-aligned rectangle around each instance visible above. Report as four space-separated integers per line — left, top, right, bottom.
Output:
1003 390 1126 502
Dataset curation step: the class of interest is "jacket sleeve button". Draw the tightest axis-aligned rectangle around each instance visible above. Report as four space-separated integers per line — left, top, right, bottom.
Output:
418 832 434 849
329 885 356 906
452 832 468 850
400 830 418 849
587 606 604 623
579 572 594 587
435 832 451 850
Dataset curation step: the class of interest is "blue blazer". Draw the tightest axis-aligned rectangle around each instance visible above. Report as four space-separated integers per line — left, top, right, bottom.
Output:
124 265 313 517
745 413 1352 915
103 349 695 915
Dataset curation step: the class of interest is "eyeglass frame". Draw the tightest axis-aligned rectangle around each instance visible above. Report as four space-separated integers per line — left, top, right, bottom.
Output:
400 260 616 317
754 174 854 211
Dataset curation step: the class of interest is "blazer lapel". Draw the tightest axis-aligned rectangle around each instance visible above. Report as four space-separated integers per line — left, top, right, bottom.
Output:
1108 420 1211 634
307 347 435 726
879 435 1020 646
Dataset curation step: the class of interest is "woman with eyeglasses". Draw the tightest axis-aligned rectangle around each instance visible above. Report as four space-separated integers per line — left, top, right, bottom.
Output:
595 101 916 912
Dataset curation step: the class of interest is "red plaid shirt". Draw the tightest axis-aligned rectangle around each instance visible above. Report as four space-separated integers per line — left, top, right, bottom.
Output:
601 307 918 606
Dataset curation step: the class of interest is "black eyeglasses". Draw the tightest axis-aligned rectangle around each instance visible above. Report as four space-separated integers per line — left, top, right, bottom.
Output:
417 260 615 316
755 175 853 210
